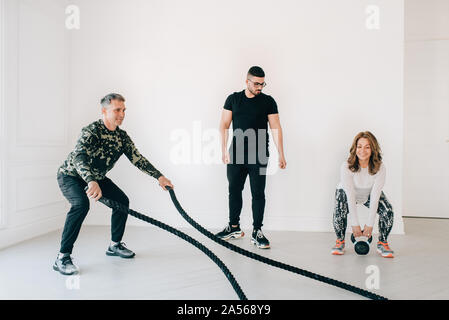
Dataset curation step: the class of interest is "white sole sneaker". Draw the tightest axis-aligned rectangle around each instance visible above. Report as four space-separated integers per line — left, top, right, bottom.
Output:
331 249 344 255
220 231 245 241
250 238 270 249
376 248 394 258
53 262 79 275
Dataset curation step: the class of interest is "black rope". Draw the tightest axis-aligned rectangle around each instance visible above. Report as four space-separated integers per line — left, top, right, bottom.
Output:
165 187 388 301
93 192 247 300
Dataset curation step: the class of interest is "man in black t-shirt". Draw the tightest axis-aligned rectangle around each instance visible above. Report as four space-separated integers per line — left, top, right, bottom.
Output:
216 66 286 249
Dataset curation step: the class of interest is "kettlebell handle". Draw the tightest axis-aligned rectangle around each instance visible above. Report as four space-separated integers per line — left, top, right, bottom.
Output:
351 233 373 244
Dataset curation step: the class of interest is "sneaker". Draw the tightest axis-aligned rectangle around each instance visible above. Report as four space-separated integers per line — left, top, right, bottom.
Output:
106 242 136 258
251 229 270 249
53 254 79 275
377 241 394 258
331 239 345 255
215 224 244 240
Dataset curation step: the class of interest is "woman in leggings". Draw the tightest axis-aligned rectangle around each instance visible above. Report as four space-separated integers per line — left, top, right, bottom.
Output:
332 131 395 258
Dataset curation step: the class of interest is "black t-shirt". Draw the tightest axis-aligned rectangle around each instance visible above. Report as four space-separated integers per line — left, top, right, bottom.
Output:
224 90 278 165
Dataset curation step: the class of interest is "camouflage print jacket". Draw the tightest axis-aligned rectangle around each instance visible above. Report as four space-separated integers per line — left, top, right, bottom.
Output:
58 119 163 183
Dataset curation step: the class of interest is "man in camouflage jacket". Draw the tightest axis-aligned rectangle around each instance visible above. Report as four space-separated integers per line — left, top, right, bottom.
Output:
54 93 173 275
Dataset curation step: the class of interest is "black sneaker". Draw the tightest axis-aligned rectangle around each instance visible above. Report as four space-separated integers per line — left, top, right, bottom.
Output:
106 242 135 258
251 228 270 249
53 254 79 275
215 224 244 240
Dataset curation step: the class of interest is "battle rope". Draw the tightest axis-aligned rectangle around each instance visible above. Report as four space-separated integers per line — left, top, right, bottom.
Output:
165 187 388 301
92 192 247 300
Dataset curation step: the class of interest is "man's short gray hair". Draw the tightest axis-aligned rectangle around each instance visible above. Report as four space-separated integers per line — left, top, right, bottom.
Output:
100 93 125 108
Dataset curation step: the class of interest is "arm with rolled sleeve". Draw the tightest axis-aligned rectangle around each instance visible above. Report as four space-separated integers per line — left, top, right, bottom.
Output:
340 163 360 227
73 128 98 184
122 133 163 180
367 164 386 227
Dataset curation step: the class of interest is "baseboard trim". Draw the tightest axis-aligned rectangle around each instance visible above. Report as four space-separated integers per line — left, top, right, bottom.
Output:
403 216 449 220
0 214 65 250
84 210 406 235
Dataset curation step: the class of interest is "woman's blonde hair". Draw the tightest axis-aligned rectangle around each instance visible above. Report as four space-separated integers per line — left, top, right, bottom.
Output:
347 131 382 175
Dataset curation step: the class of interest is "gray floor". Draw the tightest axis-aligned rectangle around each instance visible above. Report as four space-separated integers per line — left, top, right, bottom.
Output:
0 217 448 300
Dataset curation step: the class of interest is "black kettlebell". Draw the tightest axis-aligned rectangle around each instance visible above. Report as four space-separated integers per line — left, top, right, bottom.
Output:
350 233 373 255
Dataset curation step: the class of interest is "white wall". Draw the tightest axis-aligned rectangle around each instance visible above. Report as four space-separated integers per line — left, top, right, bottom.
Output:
68 0 404 234
0 0 405 250
0 0 71 249
0 0 6 229
404 0 449 218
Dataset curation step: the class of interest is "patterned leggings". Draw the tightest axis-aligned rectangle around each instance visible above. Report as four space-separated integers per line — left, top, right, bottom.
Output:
333 189 394 242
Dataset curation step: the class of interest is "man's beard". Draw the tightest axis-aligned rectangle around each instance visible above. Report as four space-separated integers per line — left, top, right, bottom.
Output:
251 88 262 95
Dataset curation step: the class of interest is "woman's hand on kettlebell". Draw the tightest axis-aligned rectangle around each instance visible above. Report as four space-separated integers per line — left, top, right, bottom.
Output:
352 225 363 238
363 225 373 238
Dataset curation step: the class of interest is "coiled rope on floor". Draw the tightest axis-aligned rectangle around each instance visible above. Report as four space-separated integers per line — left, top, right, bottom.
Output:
165 187 388 301
94 193 247 300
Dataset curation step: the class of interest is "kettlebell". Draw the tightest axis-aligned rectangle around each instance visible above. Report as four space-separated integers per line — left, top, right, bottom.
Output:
350 233 373 255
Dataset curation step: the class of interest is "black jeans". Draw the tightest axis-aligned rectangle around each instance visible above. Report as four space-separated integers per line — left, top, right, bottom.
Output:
227 164 267 229
57 173 130 254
